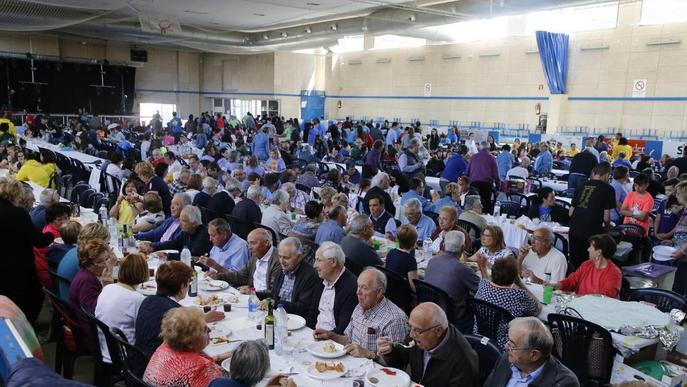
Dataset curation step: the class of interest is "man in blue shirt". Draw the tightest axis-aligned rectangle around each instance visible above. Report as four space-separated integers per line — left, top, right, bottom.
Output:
385 122 401 146
400 177 435 223
401 198 436 242
315 206 347 244
308 118 323 145
168 112 182 137
440 145 468 184
533 143 553 175
198 218 250 273
496 144 515 180
251 127 271 161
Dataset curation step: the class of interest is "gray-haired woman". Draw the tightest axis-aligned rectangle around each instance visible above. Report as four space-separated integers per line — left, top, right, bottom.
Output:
209 340 297 387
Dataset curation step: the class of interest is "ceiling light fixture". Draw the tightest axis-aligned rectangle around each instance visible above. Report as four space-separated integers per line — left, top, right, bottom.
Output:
330 24 337 31
281 32 288 38
408 14 416 22
305 27 312 33
263 33 269 40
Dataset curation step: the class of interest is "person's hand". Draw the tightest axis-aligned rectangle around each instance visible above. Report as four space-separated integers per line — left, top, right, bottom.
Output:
138 241 153 254
518 244 531 259
259 299 270 311
197 255 219 270
204 310 225 323
521 268 533 279
376 336 393 356
671 246 686 259
345 343 373 359
238 285 251 294
206 271 221 280
266 375 297 387
475 252 487 268
313 329 331 341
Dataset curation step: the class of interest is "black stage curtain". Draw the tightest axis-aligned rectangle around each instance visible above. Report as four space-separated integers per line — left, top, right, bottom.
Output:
0 58 135 115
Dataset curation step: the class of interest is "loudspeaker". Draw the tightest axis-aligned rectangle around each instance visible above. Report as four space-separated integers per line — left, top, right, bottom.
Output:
130 49 148 62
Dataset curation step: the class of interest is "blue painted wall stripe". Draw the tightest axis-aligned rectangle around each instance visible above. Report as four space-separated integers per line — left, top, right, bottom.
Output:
569 97 687 101
328 95 547 101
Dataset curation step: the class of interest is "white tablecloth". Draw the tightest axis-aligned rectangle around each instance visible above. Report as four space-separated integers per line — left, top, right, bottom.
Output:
541 179 568 192
482 214 530 249
25 139 105 165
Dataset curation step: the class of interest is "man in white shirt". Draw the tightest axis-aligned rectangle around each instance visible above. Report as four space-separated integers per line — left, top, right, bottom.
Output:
518 226 567 284
506 157 530 180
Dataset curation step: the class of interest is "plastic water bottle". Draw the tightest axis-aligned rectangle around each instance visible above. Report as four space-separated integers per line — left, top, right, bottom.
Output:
108 219 118 247
275 304 288 355
422 237 432 261
99 206 108 225
493 201 501 217
248 288 259 320
180 248 192 267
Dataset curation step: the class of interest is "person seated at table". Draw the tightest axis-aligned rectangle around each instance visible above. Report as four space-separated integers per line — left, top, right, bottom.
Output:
401 198 436 242
143 307 231 387
261 189 294 238
15 152 52 188
319 186 338 214
468 224 513 266
430 206 472 255
131 192 165 233
376 302 479 387
69 239 115 313
340 215 383 276
209 228 281 293
475 256 541 348
314 268 409 358
315 205 346 245
425 231 479 332
526 187 570 225
620 173 654 236
654 194 683 245
385 224 419 291
459 194 487 232
555 234 621 298
368 195 397 239
135 161 172 216
196 218 250 273
192 176 217 208
184 174 203 202
57 222 110 298
296 163 320 189
209 341 297 387
612 152 633 170
34 203 71 288
258 237 318 317
290 200 323 241
365 172 396 215
46 220 81 269
110 180 143 226
433 182 463 216
518 226 568 284
169 168 190 195
135 192 191 244
29 188 59 230
281 182 308 214
264 148 286 173
506 156 531 180
95 253 148 363
484 317 579 387
400 177 435 220
333 192 358 226
138 205 212 259
308 242 357 334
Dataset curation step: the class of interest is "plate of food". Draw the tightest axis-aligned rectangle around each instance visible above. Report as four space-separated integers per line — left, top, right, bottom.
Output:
199 280 229 291
307 361 346 380
366 367 411 387
208 326 233 345
196 294 225 307
138 279 157 296
286 314 306 330
225 293 249 308
307 340 347 358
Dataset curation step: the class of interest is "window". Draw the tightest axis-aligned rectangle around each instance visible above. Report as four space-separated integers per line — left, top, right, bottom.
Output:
139 103 176 125
329 35 364 54
524 2 618 34
641 0 687 25
419 16 509 43
373 34 426 50
227 99 279 119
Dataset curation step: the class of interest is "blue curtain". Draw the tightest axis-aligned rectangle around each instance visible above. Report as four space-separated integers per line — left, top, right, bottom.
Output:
536 31 569 94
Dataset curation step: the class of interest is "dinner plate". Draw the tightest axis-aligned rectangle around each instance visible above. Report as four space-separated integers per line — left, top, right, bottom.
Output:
156 249 179 254
225 293 249 308
307 340 347 358
138 279 157 296
366 367 411 387
208 327 232 345
653 246 677 261
199 280 229 291
306 363 346 380
286 314 306 330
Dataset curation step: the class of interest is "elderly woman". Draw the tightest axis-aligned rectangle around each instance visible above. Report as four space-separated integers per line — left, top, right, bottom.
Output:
193 176 218 208
476 256 541 348
431 206 472 255
110 180 143 226
401 198 437 242
469 224 513 266
291 200 323 240
555 234 621 298
95 253 148 363
209 341 296 387
527 187 570 225
143 307 231 387
433 182 462 214
0 177 53 323
265 148 286 173
57 222 110 298
261 189 293 237
458 194 487 231
132 192 165 233
68 239 114 312
385 224 418 291
135 161 172 216
333 192 358 225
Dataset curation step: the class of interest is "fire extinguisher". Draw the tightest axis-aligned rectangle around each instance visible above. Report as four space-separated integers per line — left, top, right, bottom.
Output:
337 100 342 109
535 102 541 115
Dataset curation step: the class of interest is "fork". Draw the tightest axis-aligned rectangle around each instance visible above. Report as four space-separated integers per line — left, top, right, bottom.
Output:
396 340 415 349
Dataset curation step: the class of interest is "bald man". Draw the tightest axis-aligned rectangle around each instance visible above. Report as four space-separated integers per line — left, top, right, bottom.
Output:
377 302 479 387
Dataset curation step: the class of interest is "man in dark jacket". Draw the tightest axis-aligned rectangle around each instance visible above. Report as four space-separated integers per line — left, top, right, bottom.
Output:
364 172 396 220
340 215 383 276
377 302 479 387
484 317 579 387
138 205 212 259
231 185 263 239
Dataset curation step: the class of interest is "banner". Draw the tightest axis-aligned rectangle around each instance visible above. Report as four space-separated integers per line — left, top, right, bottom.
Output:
663 141 687 158
628 139 647 157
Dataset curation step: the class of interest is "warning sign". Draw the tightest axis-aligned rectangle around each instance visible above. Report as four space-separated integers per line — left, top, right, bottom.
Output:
632 79 647 98
424 83 432 97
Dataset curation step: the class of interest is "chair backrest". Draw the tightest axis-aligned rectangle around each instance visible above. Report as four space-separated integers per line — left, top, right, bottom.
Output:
527 177 542 191
295 183 311 195
79 188 97 208
547 313 614 385
375 265 413 314
498 200 521 217
94 196 110 213
628 288 687 314
42 288 91 354
555 199 571 209
110 327 151 381
424 211 439 227
48 269 72 299
464 334 503 385
466 298 514 343
413 279 455 323
553 232 569 259
456 219 481 251
59 174 74 199
90 192 105 211
199 206 219 225
253 222 279 245
80 305 124 374
506 193 531 214
70 183 92 204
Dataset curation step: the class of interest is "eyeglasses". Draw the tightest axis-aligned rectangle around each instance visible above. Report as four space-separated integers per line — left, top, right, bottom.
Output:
407 324 439 336
504 340 537 352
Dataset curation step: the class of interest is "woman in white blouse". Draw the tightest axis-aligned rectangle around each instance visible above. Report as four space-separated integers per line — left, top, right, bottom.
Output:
95 253 148 363
468 224 513 266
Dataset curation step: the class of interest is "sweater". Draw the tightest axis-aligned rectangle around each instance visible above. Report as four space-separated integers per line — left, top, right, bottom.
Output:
558 260 621 298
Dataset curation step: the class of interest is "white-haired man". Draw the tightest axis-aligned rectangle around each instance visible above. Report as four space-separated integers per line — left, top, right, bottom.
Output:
138 205 212 259
30 188 60 230
261 189 293 237
402 198 436 242
518 226 567 284
364 172 396 215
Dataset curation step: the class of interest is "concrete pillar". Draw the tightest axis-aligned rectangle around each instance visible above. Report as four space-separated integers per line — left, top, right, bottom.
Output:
363 34 374 51
546 94 569 134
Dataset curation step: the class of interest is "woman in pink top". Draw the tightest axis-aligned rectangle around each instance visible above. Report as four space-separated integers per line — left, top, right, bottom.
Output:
555 234 621 298
144 307 231 387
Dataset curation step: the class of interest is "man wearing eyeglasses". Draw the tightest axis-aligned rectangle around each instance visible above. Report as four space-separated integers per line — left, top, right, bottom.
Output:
484 317 579 386
376 302 478 387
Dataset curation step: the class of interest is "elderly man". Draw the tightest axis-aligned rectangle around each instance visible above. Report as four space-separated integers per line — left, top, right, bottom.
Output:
368 196 397 238
259 237 318 317
402 198 436 242
20 184 36 212
424 231 479 332
207 182 236 219
231 185 263 238
211 228 281 294
296 163 320 189
484 317 579 386
377 302 479 387
400 177 436 221
534 143 553 175
169 168 191 195
282 182 308 214
197 218 249 273
340 215 382 276
231 166 248 193
261 189 293 237
364 172 396 215
308 242 357 334
466 141 500 214
315 205 346 245
399 138 424 179
192 176 217 208
30 188 60 230
136 193 191 243
506 157 530 180
139 205 212 258
314 268 408 358
518 226 568 284
458 194 487 232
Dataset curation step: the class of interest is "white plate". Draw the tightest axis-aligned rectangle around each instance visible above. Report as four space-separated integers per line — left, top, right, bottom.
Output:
286 314 306 330
653 246 677 261
366 367 411 387
156 249 179 254
226 294 249 308
208 327 232 345
306 363 346 380
138 280 157 296
307 340 347 358
199 280 229 291
221 355 287 376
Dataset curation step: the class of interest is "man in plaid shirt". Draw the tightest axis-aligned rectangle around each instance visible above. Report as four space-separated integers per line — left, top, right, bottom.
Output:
313 267 408 359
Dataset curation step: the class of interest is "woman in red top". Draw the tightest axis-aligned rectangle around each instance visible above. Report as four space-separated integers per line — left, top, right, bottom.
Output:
555 234 621 298
34 203 71 289
144 307 231 387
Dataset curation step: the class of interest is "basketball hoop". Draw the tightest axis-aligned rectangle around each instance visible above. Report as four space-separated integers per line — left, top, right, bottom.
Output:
158 20 172 35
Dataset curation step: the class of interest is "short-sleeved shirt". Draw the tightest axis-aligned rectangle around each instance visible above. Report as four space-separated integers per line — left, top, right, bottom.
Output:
622 191 654 235
385 249 417 277
570 179 616 237
610 179 628 223
657 200 681 234
479 246 513 266
343 297 409 353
